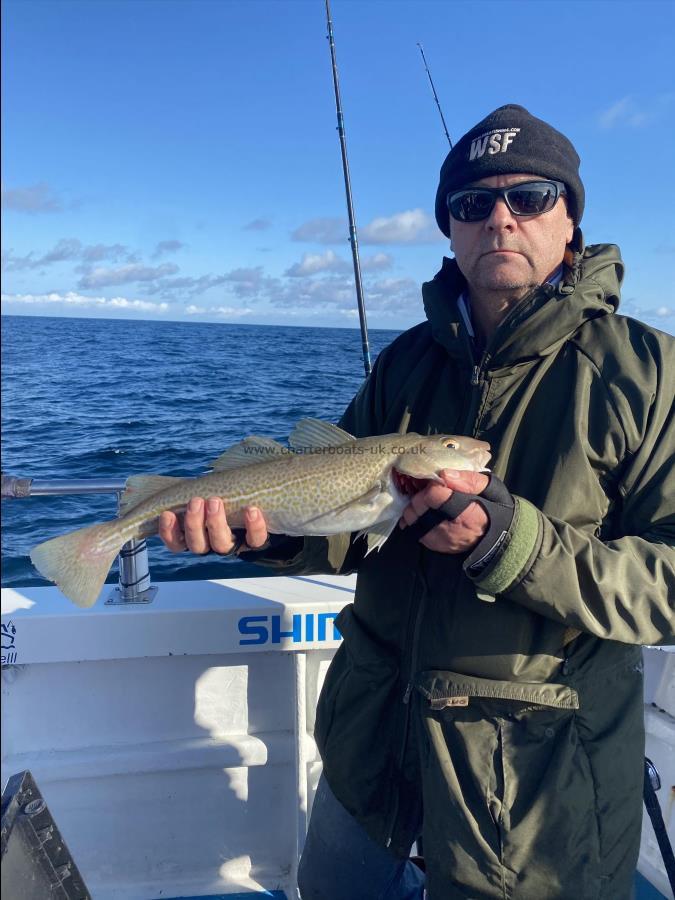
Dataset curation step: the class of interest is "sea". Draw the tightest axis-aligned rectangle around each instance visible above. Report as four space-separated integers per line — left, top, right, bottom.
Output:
1 314 401 589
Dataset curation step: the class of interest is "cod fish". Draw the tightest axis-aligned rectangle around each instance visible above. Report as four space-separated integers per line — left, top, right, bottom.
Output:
30 418 491 608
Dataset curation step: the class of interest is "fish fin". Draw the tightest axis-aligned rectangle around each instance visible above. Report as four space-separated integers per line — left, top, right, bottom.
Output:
357 517 400 555
288 418 355 451
119 475 184 516
210 436 289 471
30 522 124 608
302 484 383 525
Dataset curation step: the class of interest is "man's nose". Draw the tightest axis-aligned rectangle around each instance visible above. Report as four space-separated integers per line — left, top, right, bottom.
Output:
485 197 516 231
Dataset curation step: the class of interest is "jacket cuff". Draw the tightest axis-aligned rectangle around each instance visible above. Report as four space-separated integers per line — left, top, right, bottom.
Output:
465 497 541 595
237 534 305 568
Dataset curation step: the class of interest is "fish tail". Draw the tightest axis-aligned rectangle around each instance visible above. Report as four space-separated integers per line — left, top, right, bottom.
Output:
30 521 125 608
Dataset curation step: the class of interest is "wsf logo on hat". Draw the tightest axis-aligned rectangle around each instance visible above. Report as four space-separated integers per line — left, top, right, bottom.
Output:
469 127 521 160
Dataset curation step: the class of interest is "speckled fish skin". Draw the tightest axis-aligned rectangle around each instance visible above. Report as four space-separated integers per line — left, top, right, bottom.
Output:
115 431 490 539
29 425 491 608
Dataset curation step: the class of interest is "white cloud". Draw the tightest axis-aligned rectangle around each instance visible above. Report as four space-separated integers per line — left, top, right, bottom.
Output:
2 239 136 271
292 210 440 245
1 182 63 213
285 250 351 277
213 306 253 317
183 303 252 318
147 274 229 297
243 218 272 231
365 277 420 312
360 209 439 244
598 93 674 129
361 252 393 271
1 291 169 313
263 267 419 316
223 267 280 299
78 262 179 289
80 242 136 263
152 239 185 259
291 217 346 243
269 274 355 309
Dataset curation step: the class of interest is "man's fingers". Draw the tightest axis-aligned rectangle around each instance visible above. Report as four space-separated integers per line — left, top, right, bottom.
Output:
399 482 453 529
440 469 490 494
243 507 269 549
160 499 268 556
183 497 213 554
158 510 187 552
204 497 237 555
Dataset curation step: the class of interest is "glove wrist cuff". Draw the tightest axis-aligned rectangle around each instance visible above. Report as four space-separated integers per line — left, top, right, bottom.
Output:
463 475 515 575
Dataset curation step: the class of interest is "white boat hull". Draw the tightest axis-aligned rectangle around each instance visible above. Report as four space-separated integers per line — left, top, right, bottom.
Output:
2 576 673 899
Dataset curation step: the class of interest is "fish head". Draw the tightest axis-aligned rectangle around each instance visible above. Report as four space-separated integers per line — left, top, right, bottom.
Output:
392 433 491 491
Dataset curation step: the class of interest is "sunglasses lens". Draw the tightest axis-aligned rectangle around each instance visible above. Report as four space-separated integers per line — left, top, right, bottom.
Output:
448 181 563 221
448 190 495 222
506 183 557 215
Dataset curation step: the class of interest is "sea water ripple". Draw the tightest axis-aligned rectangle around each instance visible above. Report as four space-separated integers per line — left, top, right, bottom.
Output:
1 315 401 587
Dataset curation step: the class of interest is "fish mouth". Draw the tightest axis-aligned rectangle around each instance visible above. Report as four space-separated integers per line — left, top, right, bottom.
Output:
392 470 432 496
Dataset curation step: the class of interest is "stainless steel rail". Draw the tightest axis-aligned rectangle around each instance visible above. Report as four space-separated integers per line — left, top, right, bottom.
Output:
2 475 128 498
1 474 157 605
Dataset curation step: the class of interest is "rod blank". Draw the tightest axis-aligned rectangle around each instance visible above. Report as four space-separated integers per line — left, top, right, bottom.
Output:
417 43 452 148
325 0 372 377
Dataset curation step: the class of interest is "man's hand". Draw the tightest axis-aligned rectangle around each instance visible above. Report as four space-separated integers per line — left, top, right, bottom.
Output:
158 497 269 555
399 469 490 554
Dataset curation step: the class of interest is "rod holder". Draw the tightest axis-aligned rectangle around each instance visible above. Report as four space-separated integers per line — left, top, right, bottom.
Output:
106 538 157 605
2 474 158 606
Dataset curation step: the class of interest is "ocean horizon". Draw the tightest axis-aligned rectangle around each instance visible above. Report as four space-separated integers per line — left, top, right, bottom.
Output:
1 311 404 332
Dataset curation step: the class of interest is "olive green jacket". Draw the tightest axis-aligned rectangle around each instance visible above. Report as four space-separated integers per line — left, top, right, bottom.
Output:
254 241 675 898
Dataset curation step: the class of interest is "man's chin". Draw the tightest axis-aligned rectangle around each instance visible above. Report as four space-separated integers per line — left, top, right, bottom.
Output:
478 275 531 293
476 259 532 292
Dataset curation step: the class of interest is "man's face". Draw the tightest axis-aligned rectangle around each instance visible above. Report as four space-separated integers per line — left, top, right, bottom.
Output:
449 173 574 294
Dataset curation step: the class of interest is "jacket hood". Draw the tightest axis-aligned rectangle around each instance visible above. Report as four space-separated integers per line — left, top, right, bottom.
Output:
423 237 624 369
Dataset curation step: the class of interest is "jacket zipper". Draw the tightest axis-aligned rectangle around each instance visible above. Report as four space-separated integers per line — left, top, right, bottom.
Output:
403 570 427 705
464 350 490 435
385 560 427 848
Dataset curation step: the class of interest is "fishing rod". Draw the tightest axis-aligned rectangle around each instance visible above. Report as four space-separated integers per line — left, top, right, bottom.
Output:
417 43 453 148
324 0 372 377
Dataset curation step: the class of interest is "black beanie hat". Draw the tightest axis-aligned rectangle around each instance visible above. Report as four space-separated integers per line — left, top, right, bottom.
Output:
434 104 584 237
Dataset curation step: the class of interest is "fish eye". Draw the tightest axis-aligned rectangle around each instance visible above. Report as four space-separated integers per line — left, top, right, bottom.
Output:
443 439 459 449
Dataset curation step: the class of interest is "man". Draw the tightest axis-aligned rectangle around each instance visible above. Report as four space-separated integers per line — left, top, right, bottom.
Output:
160 105 675 899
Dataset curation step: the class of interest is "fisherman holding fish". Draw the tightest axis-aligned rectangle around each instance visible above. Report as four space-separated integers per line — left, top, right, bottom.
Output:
34 105 675 898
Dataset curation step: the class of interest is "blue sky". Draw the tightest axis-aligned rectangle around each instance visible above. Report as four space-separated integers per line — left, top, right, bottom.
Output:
2 0 674 331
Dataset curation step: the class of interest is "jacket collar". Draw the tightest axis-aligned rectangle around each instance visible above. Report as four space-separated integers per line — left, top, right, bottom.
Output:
422 234 624 369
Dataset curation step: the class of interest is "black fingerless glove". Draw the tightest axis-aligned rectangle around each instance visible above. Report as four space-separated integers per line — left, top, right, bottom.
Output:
406 474 515 576
462 476 515 576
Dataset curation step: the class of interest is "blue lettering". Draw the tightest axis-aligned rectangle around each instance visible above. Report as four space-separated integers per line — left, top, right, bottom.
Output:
317 612 341 641
238 615 269 645
238 612 343 646
272 614 302 644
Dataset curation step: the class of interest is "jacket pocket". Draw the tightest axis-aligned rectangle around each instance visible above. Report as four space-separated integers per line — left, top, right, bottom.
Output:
314 604 403 839
315 603 399 758
415 670 604 899
415 668 579 711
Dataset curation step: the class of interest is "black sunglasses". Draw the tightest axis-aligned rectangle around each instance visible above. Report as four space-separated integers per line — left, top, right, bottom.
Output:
447 180 567 222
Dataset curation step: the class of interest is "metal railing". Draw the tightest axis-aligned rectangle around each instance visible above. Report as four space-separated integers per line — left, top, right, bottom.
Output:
1 474 157 605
